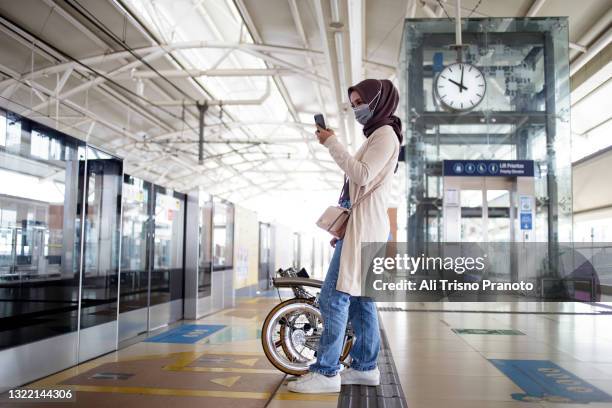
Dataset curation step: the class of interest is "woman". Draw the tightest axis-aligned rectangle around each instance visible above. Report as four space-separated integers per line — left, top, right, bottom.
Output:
288 79 402 393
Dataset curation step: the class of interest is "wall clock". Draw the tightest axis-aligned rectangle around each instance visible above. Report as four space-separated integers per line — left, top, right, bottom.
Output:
435 62 486 111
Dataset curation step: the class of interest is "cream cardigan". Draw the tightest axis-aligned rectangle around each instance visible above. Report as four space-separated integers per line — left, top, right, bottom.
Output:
323 125 400 296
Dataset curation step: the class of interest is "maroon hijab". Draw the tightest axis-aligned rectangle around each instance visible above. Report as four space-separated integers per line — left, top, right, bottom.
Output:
348 79 403 144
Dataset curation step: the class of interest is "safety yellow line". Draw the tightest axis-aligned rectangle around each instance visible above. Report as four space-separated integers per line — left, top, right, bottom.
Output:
274 392 339 402
69 384 271 399
163 351 205 369
163 350 264 370
170 367 280 374
29 349 268 388
198 350 264 356
25 384 338 403
28 360 104 387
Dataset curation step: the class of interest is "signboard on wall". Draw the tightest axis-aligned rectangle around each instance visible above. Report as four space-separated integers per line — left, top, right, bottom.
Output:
235 246 249 284
443 160 535 177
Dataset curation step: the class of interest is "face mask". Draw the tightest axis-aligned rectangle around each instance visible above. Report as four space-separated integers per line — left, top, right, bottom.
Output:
352 81 382 125
353 103 372 125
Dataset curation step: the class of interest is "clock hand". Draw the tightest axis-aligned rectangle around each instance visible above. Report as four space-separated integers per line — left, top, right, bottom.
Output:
460 65 465 93
448 78 468 91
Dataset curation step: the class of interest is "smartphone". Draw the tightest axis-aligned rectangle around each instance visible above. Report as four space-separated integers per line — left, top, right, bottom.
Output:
314 113 326 130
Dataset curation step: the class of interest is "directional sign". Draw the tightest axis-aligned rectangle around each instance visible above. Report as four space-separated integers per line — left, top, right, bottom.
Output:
520 195 532 212
444 160 535 177
520 213 533 230
210 376 241 388
490 359 612 403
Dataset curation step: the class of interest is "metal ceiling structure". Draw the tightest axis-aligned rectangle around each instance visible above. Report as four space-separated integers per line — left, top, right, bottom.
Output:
0 0 610 227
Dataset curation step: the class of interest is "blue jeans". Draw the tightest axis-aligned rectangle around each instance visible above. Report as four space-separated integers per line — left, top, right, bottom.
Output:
309 239 380 376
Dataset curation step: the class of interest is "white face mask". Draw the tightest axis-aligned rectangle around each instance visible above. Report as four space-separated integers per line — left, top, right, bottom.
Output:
352 81 383 125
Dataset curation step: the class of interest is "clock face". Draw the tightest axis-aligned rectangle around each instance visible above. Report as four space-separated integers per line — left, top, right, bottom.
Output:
435 63 486 111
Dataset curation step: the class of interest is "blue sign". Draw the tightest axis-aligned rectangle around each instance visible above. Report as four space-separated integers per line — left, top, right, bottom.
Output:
488 162 499 174
444 160 534 177
433 52 444 73
490 359 612 403
520 213 532 230
145 324 226 344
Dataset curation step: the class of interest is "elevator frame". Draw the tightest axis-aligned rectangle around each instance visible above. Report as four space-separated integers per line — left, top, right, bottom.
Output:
400 18 573 277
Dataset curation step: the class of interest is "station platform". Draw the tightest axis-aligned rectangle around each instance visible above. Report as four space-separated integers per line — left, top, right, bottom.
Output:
2 299 612 408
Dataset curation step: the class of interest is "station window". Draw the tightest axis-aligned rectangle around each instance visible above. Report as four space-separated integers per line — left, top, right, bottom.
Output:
213 199 234 271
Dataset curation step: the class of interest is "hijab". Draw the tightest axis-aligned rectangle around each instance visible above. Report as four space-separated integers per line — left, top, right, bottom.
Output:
348 79 403 144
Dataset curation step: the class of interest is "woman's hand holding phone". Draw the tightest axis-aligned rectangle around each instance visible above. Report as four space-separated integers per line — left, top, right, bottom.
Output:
316 125 335 145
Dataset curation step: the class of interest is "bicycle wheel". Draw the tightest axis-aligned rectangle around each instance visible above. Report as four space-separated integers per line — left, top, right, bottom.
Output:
261 298 353 375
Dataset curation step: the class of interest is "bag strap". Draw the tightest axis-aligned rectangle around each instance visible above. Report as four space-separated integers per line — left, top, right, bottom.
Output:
346 136 396 210
349 178 385 210
337 174 348 203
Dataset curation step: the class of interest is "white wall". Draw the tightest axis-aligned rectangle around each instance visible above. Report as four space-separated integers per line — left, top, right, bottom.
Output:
573 147 612 241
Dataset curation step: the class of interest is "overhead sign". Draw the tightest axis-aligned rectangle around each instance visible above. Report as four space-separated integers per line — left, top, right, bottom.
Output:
444 160 535 177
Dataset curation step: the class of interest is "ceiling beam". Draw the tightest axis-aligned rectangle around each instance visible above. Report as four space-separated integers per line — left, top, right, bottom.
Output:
406 0 417 18
23 49 167 115
314 0 350 147
120 68 293 79
570 27 612 76
0 15 174 132
526 0 546 17
234 0 338 190
570 8 612 61
347 0 364 146
147 79 270 106
0 41 324 89
288 0 327 115
419 0 486 18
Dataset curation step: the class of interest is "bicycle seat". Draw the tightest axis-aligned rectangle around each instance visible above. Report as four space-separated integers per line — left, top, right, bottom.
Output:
273 277 323 289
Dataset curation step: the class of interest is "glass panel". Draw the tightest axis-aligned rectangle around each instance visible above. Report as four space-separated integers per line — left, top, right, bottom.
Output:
78 147 122 329
198 193 213 298
293 233 300 269
460 190 483 242
0 109 84 350
212 198 234 271
151 188 185 305
258 223 271 289
402 18 572 248
120 175 151 312
487 190 511 242
5 112 23 153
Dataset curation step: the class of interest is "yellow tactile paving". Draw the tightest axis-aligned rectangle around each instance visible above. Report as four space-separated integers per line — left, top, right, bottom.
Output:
65 384 271 400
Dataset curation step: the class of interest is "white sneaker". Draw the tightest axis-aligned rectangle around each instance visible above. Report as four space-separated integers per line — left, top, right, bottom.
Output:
286 372 341 393
340 367 380 386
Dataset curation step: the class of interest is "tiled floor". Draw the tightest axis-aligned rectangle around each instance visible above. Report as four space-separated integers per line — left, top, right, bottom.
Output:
0 297 337 408
379 301 612 408
3 299 612 407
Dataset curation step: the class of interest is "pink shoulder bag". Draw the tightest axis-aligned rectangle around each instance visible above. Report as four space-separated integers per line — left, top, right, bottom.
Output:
316 179 384 239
